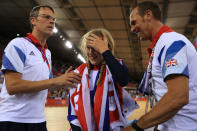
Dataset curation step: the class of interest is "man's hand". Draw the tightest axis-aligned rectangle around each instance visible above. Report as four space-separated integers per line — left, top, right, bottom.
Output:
86 33 109 54
121 126 135 131
55 66 81 88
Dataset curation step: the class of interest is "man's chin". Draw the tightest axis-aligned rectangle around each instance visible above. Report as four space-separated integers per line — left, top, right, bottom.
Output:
48 32 53 36
138 34 147 41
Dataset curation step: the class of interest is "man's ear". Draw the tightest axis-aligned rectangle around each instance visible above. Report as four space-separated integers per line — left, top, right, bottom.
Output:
30 17 36 27
145 9 153 21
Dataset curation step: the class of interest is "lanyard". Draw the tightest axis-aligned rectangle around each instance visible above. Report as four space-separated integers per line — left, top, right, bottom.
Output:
148 25 174 79
24 37 50 72
145 25 173 112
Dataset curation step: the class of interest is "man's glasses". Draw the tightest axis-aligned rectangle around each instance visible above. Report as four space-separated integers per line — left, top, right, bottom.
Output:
37 14 56 22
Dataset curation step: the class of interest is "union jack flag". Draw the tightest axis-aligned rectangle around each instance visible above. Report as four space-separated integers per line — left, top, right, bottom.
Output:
165 59 178 68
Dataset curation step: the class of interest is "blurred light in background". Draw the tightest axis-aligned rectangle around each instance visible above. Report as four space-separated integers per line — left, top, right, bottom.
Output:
53 27 58 33
65 41 72 49
77 54 86 63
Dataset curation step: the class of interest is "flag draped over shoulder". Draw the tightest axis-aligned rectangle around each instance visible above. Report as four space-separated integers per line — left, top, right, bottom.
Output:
68 63 139 131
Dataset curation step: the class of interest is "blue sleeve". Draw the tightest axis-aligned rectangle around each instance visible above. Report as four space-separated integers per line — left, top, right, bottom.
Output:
102 50 130 87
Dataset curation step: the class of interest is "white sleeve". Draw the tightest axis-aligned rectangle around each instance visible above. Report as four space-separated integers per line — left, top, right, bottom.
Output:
161 40 189 80
1 38 26 74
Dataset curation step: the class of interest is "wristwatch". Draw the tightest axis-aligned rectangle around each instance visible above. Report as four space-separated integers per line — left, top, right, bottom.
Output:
131 120 144 131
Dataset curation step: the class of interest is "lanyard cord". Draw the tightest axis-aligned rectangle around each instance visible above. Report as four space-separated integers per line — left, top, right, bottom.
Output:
24 37 50 72
145 26 173 112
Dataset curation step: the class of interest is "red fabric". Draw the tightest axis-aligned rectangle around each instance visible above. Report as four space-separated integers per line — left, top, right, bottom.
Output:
92 65 100 70
108 91 120 123
26 33 50 71
45 99 68 106
77 63 88 73
94 67 106 130
26 33 48 62
147 25 174 58
127 83 136 87
26 33 48 49
71 62 125 130
71 84 89 131
71 64 89 131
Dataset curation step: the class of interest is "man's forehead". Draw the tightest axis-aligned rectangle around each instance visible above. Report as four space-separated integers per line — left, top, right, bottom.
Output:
39 7 54 14
130 7 138 18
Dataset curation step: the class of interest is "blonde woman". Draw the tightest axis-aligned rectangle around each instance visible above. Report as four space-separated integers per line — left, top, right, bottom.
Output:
68 28 138 131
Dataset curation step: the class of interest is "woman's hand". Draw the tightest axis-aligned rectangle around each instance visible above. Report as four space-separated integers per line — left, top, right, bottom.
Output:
86 33 109 54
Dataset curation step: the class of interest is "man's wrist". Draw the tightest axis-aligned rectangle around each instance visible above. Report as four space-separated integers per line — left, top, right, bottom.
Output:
131 120 144 131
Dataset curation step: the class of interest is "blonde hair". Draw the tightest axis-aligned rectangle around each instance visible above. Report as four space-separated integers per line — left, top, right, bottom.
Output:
80 28 115 59
80 28 115 86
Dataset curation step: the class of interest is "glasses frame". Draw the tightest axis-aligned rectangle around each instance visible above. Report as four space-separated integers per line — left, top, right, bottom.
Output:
37 14 56 22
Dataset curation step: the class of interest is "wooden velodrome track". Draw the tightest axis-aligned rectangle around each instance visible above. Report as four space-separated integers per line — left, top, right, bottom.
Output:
45 101 150 131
